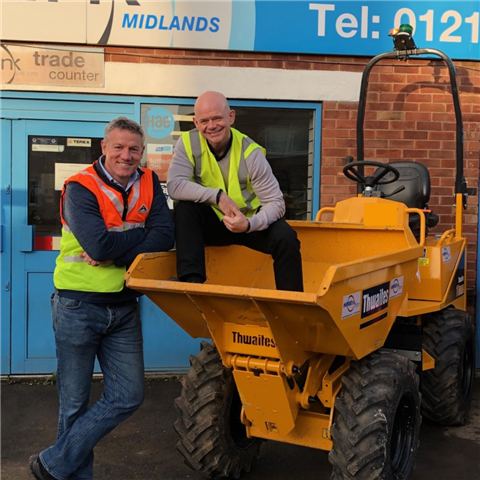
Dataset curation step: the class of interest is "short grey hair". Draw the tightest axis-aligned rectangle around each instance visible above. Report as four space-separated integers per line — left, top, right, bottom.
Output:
104 116 145 143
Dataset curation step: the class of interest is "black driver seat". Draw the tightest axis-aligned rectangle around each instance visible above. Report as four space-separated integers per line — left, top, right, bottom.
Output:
374 161 439 239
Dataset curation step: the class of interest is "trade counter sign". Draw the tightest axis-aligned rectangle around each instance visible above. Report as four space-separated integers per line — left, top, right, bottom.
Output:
1 45 104 87
1 1 479 61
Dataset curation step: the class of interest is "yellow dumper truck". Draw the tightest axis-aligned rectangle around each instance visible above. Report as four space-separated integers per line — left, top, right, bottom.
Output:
125 27 475 480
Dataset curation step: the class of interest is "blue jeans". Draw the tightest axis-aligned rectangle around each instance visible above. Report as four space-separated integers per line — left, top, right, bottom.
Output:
40 293 145 480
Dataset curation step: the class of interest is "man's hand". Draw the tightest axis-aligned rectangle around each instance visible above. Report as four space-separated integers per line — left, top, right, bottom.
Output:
222 205 250 233
217 192 240 217
80 252 114 267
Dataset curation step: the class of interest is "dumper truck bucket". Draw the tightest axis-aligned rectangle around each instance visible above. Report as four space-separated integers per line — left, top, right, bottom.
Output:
126 197 424 367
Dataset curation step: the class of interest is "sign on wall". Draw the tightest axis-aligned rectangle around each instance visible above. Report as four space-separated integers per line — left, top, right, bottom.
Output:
1 1 479 61
1 45 104 87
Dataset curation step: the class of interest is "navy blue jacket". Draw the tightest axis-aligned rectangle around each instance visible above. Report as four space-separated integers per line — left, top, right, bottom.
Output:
57 160 175 304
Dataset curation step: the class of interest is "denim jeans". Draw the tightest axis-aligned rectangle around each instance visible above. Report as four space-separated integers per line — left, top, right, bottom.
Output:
40 292 145 480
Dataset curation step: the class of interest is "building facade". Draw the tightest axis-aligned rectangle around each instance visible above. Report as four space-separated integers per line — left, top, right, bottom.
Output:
1 0 479 374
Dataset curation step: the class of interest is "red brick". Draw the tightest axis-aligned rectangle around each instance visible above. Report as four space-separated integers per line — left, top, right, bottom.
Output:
198 59 227 66
335 139 357 148
106 47 126 54
284 61 310 70
323 130 353 139
139 56 169 65
374 130 403 140
364 120 389 130
389 140 415 149
321 119 336 129
227 60 256 68
366 102 395 111
257 60 284 69
375 149 403 158
153 48 184 56
390 120 417 130
417 121 442 131
403 149 428 158
407 93 433 103
431 131 455 141
380 73 408 84
402 131 428 141
109 54 139 63
418 103 447 112
429 149 456 159
324 110 350 120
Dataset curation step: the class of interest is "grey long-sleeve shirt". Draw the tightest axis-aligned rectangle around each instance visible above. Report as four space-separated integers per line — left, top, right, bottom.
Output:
166 134 285 232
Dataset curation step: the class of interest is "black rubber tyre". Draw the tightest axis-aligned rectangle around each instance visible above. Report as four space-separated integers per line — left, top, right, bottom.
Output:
174 341 262 479
422 308 476 425
329 351 421 480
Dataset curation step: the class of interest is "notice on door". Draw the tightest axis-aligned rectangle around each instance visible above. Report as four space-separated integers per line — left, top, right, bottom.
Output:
55 163 90 190
1 44 104 87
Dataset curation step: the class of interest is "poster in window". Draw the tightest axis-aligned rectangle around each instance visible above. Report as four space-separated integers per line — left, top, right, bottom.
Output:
146 144 173 182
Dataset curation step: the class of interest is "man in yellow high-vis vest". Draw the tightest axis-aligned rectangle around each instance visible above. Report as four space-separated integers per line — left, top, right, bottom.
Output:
167 91 303 292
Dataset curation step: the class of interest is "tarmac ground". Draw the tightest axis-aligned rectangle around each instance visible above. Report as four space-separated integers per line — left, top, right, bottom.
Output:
2 375 480 480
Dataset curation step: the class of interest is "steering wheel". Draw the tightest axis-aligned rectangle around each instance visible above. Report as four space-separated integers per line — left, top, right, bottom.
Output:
343 161 400 188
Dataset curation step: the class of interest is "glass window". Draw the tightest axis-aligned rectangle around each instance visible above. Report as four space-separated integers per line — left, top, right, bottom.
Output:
234 107 313 220
141 104 314 220
28 136 102 241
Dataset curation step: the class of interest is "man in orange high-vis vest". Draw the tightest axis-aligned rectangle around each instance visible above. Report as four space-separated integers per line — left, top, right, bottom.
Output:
29 117 174 480
167 91 303 291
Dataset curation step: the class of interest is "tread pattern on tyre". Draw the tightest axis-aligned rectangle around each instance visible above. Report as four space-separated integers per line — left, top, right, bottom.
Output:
329 351 421 480
422 308 475 426
174 341 262 479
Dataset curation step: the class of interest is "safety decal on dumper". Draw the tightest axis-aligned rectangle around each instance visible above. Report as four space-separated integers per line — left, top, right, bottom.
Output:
341 292 361 320
389 276 404 299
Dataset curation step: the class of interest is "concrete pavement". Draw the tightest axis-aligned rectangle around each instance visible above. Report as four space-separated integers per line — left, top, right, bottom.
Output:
2 375 480 480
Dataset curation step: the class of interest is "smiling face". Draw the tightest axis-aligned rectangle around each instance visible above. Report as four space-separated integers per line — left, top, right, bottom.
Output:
193 91 235 156
101 128 145 188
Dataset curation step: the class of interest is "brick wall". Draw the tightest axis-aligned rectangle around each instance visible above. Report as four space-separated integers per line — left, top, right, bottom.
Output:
106 46 480 302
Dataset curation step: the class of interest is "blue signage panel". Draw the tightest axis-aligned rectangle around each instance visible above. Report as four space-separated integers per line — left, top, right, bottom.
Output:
2 1 479 61
250 1 480 59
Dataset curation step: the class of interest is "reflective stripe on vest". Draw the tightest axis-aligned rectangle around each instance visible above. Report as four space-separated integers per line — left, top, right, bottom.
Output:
54 165 154 293
182 128 264 220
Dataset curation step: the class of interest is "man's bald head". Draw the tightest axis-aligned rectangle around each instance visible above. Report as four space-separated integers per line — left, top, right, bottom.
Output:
193 91 235 156
194 91 230 118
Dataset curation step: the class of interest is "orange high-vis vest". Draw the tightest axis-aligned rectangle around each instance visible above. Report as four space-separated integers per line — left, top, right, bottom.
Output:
54 163 154 293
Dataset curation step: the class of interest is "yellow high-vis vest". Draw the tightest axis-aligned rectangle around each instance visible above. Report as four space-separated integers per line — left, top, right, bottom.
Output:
182 128 265 219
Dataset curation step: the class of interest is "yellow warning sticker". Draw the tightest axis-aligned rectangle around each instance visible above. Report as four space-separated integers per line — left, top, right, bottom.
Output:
418 258 429 266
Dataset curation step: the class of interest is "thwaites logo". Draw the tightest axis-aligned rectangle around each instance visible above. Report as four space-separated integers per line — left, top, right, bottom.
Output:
361 281 389 319
231 331 276 348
